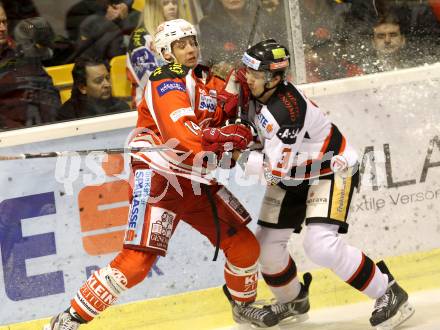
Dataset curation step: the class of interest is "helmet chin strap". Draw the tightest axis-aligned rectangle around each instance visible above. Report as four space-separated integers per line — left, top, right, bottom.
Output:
255 80 280 101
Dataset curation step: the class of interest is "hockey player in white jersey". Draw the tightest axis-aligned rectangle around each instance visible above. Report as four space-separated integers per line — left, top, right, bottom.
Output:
203 39 415 330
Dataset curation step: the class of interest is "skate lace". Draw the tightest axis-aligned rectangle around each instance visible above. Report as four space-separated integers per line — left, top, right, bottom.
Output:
59 322 78 330
59 314 80 330
241 305 272 321
374 291 391 311
62 324 78 330
270 301 289 315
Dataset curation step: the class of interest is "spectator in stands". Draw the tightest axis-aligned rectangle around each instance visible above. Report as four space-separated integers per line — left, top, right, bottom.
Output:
65 0 139 62
127 0 188 106
199 0 256 68
373 0 440 41
200 0 215 15
0 2 14 62
66 0 135 41
0 0 39 33
57 57 130 120
343 0 440 65
2 0 74 67
141 0 183 36
77 12 127 61
362 13 413 73
0 17 59 130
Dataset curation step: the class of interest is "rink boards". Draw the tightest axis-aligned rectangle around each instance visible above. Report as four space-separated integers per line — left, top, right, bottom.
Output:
0 64 440 326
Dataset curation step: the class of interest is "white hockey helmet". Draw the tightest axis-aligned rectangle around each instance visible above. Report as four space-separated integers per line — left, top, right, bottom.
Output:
154 19 198 63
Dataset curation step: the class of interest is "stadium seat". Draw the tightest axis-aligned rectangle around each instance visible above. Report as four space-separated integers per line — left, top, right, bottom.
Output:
110 55 131 100
45 63 74 104
132 0 144 11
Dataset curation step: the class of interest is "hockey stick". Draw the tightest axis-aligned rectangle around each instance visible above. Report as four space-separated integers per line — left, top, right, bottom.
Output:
247 0 263 49
0 146 185 161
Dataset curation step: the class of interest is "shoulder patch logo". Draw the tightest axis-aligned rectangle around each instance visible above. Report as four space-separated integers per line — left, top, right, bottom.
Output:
168 63 185 76
152 67 162 77
277 126 300 144
150 64 189 81
157 81 186 96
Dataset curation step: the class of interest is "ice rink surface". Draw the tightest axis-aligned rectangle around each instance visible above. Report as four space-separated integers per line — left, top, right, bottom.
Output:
220 289 440 330
2 249 439 330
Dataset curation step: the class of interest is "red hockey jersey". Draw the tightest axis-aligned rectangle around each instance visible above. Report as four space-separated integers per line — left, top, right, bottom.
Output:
130 63 226 183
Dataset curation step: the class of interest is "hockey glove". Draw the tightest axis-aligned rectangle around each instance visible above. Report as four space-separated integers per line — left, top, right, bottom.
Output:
201 124 253 156
224 117 258 139
217 68 251 118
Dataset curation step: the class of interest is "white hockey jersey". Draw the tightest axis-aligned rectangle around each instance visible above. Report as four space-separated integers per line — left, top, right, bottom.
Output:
245 81 358 183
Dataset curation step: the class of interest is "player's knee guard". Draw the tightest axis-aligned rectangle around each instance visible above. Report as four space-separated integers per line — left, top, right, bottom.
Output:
223 226 260 267
256 227 293 274
71 265 128 322
303 223 343 269
110 248 156 287
224 260 258 303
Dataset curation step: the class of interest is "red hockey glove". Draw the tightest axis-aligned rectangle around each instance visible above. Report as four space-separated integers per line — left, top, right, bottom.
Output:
217 68 251 118
217 90 238 118
201 124 253 156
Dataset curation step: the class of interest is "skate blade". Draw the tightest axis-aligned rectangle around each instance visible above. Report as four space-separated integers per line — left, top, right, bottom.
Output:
250 325 279 329
234 323 279 329
376 302 415 330
233 316 279 329
279 313 309 326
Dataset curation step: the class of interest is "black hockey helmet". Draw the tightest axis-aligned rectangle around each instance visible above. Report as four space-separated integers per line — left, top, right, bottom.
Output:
242 39 290 74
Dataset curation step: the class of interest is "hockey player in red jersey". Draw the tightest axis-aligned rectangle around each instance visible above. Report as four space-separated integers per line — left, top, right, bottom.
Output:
46 20 278 329
202 39 415 330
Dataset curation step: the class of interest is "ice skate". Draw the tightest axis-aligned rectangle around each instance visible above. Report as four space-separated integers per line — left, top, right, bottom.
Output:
223 284 279 328
43 308 84 330
370 262 415 330
264 272 312 325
